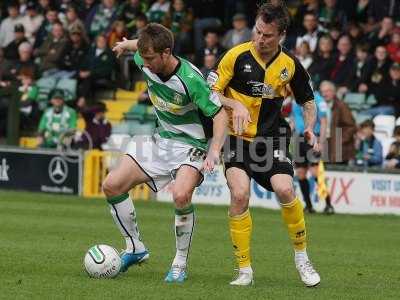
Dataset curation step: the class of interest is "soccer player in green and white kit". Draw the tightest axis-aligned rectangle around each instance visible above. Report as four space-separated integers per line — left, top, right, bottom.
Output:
103 23 228 282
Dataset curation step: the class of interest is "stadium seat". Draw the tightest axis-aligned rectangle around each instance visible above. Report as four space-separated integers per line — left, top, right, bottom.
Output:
380 137 395 158
343 93 368 111
373 115 395 139
19 137 39 148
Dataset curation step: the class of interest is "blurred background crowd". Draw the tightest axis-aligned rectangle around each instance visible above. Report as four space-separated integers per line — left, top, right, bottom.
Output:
0 0 399 170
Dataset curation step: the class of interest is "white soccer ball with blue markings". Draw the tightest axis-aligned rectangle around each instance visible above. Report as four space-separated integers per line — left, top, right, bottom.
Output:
84 245 121 278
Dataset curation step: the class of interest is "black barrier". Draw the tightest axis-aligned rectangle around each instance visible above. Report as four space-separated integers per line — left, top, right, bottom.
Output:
0 147 82 195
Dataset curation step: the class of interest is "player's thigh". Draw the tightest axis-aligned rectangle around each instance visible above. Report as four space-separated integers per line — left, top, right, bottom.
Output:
226 167 251 204
173 165 202 206
103 155 150 196
270 173 296 204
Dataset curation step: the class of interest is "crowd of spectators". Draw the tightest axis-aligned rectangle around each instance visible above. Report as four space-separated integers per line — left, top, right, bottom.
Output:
0 0 398 167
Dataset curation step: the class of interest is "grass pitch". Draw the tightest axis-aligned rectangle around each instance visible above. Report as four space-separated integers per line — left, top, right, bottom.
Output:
0 190 399 300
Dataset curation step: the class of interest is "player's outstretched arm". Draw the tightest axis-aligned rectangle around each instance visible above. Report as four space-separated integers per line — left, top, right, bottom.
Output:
202 108 228 173
112 38 138 58
215 91 251 135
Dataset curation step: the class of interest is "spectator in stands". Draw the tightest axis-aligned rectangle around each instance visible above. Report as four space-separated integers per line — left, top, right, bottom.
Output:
35 21 68 74
355 119 383 167
18 67 40 133
20 1 44 45
296 12 324 53
346 22 366 45
387 27 400 63
131 13 148 38
361 62 400 117
292 0 320 30
0 2 22 48
318 0 347 30
37 0 51 15
13 42 38 80
330 35 355 94
60 25 89 75
118 0 148 36
163 0 193 56
309 35 335 88
78 34 115 107
351 43 372 93
354 0 371 24
79 0 97 21
320 80 357 164
64 4 86 38
367 16 395 49
37 89 77 148
201 53 216 79
147 0 170 24
77 102 111 150
368 0 400 24
362 45 392 98
33 6 59 49
296 41 313 70
3 24 28 62
107 20 127 49
189 0 223 51
385 125 400 169
221 13 251 50
85 0 119 40
195 29 224 68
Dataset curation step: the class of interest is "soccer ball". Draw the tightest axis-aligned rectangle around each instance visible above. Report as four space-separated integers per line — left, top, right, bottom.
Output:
84 244 121 278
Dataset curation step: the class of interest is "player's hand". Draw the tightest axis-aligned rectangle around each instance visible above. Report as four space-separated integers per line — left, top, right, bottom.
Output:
112 37 129 58
201 149 220 173
304 129 320 153
232 101 251 135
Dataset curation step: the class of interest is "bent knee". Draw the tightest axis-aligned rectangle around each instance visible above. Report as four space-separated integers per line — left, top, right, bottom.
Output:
172 189 192 206
274 186 295 200
102 175 125 197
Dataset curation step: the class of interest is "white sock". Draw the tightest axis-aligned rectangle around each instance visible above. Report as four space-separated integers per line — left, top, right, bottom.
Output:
107 193 146 254
295 249 309 263
172 205 195 267
240 266 253 274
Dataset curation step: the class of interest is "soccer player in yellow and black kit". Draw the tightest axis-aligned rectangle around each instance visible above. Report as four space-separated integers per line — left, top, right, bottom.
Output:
209 1 321 287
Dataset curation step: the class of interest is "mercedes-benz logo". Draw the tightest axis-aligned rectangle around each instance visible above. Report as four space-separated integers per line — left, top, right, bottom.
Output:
48 156 68 184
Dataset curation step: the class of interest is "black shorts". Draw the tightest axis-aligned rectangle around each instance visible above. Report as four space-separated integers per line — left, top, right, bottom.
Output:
293 134 320 168
223 135 294 192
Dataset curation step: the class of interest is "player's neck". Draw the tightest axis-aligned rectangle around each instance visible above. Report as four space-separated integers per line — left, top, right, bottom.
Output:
258 47 280 64
160 55 180 77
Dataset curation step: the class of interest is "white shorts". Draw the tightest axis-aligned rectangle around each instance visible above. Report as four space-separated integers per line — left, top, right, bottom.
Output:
125 135 205 192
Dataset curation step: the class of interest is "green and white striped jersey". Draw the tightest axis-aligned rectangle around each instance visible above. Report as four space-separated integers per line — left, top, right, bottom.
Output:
134 52 221 150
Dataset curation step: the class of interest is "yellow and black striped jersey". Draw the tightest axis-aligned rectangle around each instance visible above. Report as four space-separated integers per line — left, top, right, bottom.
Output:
209 41 314 141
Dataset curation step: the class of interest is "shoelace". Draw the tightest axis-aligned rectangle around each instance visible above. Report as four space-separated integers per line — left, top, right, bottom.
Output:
302 261 316 275
170 264 185 278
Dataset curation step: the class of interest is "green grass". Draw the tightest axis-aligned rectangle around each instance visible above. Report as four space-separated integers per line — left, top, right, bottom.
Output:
1 190 399 300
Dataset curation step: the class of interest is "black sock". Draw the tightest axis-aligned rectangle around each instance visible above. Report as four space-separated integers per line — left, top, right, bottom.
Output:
299 179 312 208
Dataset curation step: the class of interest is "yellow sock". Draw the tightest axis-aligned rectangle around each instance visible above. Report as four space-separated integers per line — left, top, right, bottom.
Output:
229 209 252 268
281 197 307 251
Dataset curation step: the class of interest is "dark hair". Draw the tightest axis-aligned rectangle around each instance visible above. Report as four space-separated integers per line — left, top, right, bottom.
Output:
360 119 375 130
393 126 400 136
138 23 174 54
256 0 290 34
356 43 370 53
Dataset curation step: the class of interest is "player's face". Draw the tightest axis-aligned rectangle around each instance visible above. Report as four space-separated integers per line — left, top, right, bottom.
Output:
253 19 283 57
140 48 170 74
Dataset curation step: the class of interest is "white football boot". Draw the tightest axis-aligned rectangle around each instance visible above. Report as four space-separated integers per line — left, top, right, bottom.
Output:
296 260 320 287
230 269 254 286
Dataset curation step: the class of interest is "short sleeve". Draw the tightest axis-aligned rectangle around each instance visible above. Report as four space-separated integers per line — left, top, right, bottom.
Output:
189 76 222 118
133 51 144 68
290 57 314 105
210 50 236 92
